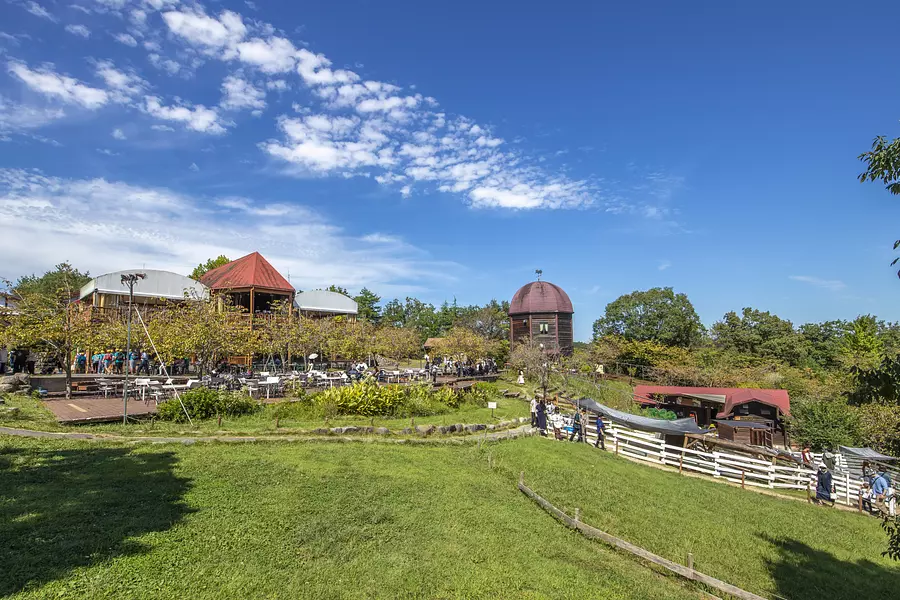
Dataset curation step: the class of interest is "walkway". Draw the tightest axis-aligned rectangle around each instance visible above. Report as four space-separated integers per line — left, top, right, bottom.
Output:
43 396 158 424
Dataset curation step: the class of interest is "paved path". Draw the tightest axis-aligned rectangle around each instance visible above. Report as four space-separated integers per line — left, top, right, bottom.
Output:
0 425 534 446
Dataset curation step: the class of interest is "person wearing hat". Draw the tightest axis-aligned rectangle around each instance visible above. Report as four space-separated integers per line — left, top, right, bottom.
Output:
815 464 835 506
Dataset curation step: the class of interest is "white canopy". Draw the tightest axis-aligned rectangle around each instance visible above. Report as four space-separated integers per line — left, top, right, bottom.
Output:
79 269 208 301
294 290 358 315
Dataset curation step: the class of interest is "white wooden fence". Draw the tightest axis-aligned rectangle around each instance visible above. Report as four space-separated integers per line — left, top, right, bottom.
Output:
577 419 870 507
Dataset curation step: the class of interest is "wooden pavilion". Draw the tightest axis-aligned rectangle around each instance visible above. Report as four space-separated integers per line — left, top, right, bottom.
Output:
199 252 295 323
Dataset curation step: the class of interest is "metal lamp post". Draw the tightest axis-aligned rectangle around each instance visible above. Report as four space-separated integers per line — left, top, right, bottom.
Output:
121 273 145 424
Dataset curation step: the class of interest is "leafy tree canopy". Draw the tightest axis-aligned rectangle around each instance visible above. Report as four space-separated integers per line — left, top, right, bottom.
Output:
710 307 805 365
14 263 91 298
189 255 230 281
592 287 703 348
326 285 350 295
858 135 900 276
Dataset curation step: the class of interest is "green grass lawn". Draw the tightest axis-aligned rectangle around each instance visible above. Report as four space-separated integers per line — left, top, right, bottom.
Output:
0 390 530 438
489 437 900 600
0 437 703 600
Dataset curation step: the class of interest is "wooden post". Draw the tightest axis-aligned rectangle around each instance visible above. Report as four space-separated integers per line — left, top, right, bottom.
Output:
519 471 524 486
679 452 684 474
845 473 851 505
858 492 863 512
687 553 694 575
574 508 580 528
807 480 811 503
217 414 222 426
275 417 280 429
615 437 619 456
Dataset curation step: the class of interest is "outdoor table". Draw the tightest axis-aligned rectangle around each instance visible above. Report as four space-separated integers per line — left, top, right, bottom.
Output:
324 375 344 388
258 380 279 398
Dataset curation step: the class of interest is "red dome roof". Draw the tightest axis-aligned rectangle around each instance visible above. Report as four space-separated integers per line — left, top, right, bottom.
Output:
509 281 573 315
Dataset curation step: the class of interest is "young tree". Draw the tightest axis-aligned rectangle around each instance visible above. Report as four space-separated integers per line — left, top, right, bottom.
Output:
509 340 555 399
593 287 703 347
373 326 420 365
840 315 884 372
189 255 231 281
0 264 94 400
432 326 496 364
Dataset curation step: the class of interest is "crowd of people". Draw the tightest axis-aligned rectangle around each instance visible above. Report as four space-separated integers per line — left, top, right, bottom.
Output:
76 350 193 376
423 354 499 379
0 348 39 375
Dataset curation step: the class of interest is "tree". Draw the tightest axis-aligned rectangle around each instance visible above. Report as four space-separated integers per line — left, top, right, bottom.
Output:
354 288 381 322
326 285 349 295
0 264 94 400
509 340 554 398
372 326 420 364
788 397 860 451
593 287 703 347
711 307 805 365
799 320 849 370
189 255 230 281
454 300 510 341
432 326 497 363
840 315 884 372
14 265 91 298
858 135 900 276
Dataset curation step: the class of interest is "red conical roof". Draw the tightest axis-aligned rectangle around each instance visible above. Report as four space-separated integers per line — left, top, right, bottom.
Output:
509 281 573 315
199 252 294 292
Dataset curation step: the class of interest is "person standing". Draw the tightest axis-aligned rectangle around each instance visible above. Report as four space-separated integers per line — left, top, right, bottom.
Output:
569 409 584 443
873 472 890 515
594 414 606 450
530 397 538 427
0 346 7 374
801 445 813 468
26 350 37 375
815 465 835 506
536 399 547 436
517 370 525 385
139 351 150 375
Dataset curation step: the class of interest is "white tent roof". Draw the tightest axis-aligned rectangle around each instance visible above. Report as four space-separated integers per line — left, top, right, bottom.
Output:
294 290 358 315
79 269 208 301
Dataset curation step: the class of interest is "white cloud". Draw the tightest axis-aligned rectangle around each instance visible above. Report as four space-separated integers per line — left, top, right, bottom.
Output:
189 162 199 172
162 9 247 51
266 79 288 91
220 74 265 111
7 61 108 109
94 61 146 102
111 127 126 140
0 96 65 133
148 53 181 75
296 49 358 86
96 148 119 156
658 260 671 271
114 33 138 47
230 36 297 73
65 24 91 38
143 96 227 134
25 2 56 22
150 123 175 131
0 169 458 292
789 275 846 292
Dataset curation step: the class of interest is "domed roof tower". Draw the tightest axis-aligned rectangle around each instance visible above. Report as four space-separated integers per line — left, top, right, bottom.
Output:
509 279 574 356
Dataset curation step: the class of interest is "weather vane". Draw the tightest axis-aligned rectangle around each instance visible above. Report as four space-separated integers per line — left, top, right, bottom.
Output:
535 269 543 281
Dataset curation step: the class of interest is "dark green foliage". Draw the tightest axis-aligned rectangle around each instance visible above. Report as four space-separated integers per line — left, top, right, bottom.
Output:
592 287 703 347
788 397 860 451
325 285 350 295
353 287 382 322
13 262 91 299
857 135 900 275
848 355 900 405
883 516 900 560
156 388 258 422
711 307 805 365
189 255 230 281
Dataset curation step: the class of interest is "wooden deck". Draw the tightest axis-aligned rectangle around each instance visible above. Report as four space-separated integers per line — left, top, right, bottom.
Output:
43 396 158 424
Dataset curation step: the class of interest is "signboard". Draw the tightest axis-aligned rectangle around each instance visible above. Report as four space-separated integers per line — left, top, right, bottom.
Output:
487 402 497 409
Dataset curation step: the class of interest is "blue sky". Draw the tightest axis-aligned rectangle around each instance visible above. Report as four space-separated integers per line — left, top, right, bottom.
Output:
1 0 899 341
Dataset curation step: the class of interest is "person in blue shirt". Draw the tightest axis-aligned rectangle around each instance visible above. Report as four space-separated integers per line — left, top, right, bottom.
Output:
873 473 889 514
594 414 605 450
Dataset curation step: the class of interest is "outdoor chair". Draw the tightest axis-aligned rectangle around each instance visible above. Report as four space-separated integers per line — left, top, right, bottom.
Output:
97 379 115 399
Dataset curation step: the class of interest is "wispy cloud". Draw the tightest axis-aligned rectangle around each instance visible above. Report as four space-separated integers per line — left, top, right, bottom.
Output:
658 260 672 271
0 168 459 291
789 275 846 292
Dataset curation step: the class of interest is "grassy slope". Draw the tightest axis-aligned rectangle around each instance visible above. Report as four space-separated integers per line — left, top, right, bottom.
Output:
0 437 701 600
490 437 900 600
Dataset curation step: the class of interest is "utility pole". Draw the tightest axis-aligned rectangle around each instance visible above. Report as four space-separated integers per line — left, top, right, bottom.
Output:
121 273 145 424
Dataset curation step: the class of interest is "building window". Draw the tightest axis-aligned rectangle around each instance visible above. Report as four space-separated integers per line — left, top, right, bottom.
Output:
539 322 549 334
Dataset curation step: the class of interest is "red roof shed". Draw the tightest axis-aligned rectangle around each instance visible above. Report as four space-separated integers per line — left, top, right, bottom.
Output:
633 385 790 417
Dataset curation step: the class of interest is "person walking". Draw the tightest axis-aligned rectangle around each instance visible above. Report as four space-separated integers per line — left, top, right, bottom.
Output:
594 413 606 450
530 397 538 427
815 464 835 506
569 409 584 443
873 472 890 515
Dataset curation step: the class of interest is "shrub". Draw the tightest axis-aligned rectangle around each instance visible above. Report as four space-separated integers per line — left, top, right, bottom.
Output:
313 380 492 418
641 407 677 420
156 388 258 422
857 403 900 456
788 397 861 451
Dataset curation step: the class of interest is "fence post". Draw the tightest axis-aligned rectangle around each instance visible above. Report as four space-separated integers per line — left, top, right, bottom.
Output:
519 471 524 487
687 552 694 577
713 452 720 478
574 508 581 529
845 473 851 506
659 439 666 465
679 451 684 474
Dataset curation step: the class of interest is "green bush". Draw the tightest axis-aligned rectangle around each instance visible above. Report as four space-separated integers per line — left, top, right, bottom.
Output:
313 380 492 418
641 407 677 420
157 388 259 422
788 397 861 451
